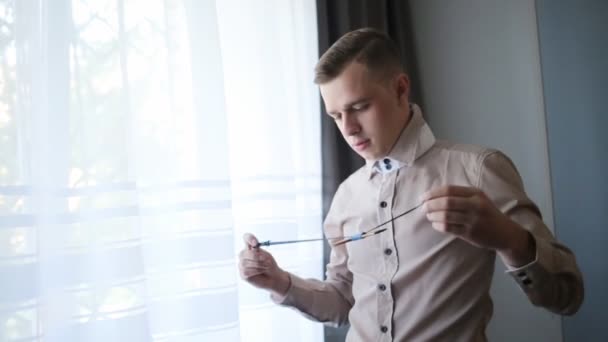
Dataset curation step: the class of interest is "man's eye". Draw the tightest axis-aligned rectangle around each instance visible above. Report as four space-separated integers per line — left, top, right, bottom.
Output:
353 103 368 111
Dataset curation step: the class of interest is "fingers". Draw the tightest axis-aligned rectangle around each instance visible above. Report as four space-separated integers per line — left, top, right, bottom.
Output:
239 251 270 279
426 210 471 225
243 233 259 249
423 193 477 235
239 248 271 265
424 196 478 213
241 267 266 279
430 222 465 234
238 244 276 281
241 258 270 269
420 185 479 202
239 255 268 278
424 203 477 235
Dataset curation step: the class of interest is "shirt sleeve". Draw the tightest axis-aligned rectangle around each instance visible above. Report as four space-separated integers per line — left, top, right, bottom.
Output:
270 183 354 326
477 150 584 315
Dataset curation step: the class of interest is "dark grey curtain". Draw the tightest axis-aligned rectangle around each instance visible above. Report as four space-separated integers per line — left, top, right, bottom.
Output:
315 1 423 340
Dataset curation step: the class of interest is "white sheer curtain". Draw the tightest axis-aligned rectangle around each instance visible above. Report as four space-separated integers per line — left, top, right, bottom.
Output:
0 0 323 341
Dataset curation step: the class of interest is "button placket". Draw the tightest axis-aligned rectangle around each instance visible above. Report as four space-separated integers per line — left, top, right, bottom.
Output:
376 171 397 340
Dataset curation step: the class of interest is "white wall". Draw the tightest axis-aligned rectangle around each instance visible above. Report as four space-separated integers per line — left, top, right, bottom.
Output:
409 1 561 341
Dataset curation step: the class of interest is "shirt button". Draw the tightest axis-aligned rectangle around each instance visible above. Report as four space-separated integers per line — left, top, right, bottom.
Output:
380 201 387 208
383 158 391 164
380 325 388 333
385 163 392 170
522 278 533 286
384 248 392 256
378 284 387 291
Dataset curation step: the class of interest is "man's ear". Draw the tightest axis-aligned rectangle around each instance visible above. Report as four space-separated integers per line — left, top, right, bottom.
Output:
395 74 410 103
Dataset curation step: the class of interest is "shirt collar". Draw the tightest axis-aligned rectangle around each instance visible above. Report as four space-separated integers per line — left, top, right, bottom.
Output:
365 103 436 179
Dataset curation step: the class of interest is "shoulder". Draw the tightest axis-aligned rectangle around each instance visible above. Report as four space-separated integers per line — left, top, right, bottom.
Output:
428 140 520 185
431 140 499 163
430 140 518 169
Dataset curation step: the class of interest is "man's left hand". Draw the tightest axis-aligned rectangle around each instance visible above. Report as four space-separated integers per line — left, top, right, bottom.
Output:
420 185 535 267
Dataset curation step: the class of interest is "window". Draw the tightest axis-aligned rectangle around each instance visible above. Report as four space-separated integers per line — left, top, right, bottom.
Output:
0 1 322 341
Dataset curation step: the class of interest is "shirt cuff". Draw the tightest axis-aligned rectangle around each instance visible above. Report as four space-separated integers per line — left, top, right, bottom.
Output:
505 234 555 291
504 232 539 272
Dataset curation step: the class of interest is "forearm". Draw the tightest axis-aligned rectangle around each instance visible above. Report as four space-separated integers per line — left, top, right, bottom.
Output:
477 151 584 315
271 272 353 326
503 230 584 315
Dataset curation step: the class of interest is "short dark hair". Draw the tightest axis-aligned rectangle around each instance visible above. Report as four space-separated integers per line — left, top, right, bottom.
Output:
314 28 402 84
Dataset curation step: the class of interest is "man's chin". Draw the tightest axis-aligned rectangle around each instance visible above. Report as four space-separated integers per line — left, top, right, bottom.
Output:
349 142 381 160
355 149 378 161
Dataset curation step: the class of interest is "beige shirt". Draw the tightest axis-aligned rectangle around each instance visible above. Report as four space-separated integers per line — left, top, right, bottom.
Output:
273 104 583 341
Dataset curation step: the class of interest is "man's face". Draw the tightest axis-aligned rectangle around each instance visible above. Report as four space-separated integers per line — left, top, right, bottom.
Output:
320 62 410 161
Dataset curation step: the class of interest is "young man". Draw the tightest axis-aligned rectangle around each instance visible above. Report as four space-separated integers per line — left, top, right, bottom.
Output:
238 28 583 341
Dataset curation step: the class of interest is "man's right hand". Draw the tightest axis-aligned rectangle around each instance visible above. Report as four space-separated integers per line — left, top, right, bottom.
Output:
238 233 291 297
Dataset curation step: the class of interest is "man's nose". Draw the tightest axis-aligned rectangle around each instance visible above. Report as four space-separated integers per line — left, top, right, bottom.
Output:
342 114 360 136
